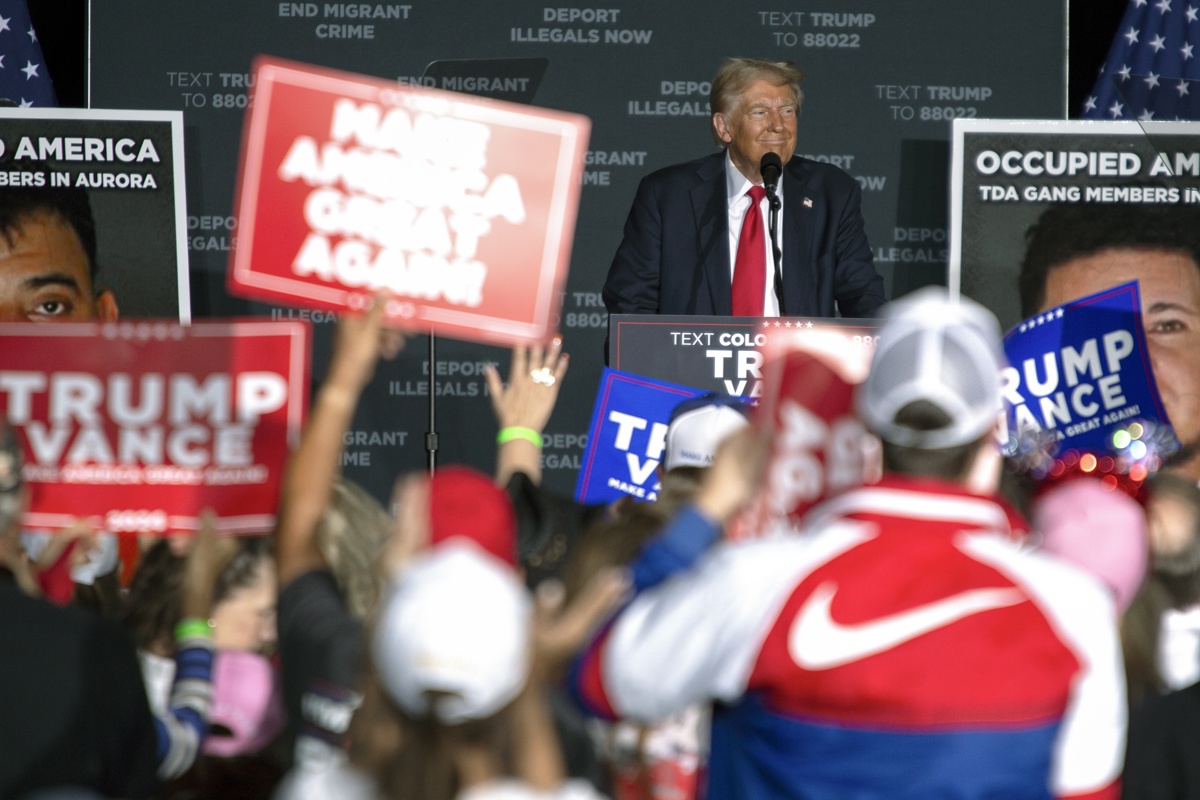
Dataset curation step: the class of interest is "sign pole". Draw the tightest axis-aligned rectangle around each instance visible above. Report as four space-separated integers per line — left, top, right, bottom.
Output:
426 331 439 476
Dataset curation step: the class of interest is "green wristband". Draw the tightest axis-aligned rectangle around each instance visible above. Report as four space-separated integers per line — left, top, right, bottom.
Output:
174 618 214 642
497 426 542 448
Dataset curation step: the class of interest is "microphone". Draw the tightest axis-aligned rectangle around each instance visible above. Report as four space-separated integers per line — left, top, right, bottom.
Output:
760 152 782 195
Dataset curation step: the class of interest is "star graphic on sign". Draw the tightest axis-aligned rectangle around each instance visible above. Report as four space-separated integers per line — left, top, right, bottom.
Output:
761 321 771 328
1110 100 1125 118
806 321 813 328
1185 42 1196 59
1178 79 1191 96
0 55 5 69
1150 34 1168 52
773 321 782 327
1019 323 1028 333
1085 95 1098 111
1125 26 1140 45
784 321 793 328
1139 109 1156 120
26 25 35 42
1145 71 1161 88
1136 0 1148 5
1118 64 1133 80
20 61 38 80
1189 4 1200 21
1039 314 1048 325
1056 308 1064 319
18 98 31 108
0 15 10 33
1157 0 1172 12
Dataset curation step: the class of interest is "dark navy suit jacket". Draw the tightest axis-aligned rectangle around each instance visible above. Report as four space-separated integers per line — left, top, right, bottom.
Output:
602 152 886 317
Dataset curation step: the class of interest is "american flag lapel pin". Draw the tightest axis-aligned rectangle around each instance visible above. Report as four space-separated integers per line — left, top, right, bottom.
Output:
803 197 813 208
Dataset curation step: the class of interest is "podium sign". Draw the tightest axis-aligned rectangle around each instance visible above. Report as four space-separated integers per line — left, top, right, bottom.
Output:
608 315 880 399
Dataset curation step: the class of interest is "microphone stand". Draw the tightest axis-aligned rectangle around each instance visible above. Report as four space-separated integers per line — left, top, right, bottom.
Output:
426 331 438 476
765 186 785 316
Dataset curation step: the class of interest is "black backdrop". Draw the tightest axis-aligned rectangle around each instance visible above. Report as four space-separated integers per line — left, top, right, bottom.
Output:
27 2 1119 503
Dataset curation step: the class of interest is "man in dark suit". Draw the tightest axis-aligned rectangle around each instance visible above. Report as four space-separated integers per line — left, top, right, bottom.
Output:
603 57 885 318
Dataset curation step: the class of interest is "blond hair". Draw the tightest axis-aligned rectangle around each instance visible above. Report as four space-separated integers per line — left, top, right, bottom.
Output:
709 57 804 147
315 477 393 620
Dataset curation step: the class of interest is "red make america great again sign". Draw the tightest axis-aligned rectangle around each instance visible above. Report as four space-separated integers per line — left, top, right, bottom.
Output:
229 56 590 346
0 321 309 535
739 325 879 539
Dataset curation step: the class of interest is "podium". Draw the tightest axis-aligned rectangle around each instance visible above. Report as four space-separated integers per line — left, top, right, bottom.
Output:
607 314 880 398
582 314 880 507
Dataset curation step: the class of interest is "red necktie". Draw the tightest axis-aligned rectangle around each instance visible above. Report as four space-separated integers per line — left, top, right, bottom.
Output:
732 185 767 316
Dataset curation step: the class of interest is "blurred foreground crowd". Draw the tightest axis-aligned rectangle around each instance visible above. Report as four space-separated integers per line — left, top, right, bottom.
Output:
4 207 1200 799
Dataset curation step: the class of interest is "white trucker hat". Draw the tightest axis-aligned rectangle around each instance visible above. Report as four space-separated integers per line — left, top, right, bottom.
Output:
857 287 1005 450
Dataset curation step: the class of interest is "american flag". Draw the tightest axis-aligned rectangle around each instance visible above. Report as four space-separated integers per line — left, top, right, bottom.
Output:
1083 0 1200 120
0 1 55 107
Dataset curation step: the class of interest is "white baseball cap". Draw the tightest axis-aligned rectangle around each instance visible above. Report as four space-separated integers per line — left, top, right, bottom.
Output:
664 394 751 470
372 541 531 725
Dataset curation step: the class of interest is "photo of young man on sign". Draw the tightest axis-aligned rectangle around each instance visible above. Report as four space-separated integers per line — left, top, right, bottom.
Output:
0 184 119 322
1016 204 1200 481
951 119 1200 484
0 108 190 322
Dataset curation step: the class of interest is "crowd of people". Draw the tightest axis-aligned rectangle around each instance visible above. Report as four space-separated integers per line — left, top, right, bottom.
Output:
2 280 1199 798
2 55 1200 800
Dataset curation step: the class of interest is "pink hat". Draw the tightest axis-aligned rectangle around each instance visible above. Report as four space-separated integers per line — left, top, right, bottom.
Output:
1032 477 1149 612
203 649 286 757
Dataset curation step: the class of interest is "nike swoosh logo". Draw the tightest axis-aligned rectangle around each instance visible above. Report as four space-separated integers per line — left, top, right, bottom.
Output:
788 581 1025 670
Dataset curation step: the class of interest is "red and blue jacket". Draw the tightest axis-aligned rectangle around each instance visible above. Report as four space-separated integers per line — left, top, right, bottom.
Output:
570 475 1125 799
